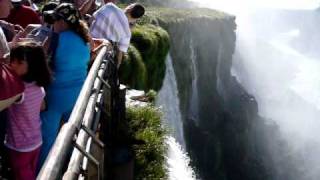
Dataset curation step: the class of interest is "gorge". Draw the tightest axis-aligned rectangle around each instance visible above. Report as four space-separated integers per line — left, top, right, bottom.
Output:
120 1 320 179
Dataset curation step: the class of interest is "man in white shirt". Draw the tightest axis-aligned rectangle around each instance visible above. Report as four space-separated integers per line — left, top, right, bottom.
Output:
90 0 145 67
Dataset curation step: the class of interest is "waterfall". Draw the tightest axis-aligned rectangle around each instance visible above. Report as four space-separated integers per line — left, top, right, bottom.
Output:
156 54 196 180
157 54 185 146
230 5 320 179
188 39 200 126
231 21 320 179
189 0 320 179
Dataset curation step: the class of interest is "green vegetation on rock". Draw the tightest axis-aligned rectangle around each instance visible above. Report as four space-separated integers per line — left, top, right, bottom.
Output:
131 25 169 90
120 24 170 91
138 7 233 26
126 106 168 179
120 45 147 90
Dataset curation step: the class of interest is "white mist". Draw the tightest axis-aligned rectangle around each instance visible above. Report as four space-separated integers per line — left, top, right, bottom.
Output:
190 0 320 179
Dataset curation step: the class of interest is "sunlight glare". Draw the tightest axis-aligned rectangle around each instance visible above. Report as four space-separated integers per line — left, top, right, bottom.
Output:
190 0 320 10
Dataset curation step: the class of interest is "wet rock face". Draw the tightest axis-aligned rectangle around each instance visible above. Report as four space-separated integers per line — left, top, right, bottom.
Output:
154 9 274 180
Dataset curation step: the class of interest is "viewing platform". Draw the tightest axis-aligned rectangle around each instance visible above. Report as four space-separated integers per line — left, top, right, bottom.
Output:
36 44 128 180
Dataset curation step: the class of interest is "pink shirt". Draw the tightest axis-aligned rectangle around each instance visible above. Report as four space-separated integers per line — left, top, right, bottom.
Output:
5 82 45 152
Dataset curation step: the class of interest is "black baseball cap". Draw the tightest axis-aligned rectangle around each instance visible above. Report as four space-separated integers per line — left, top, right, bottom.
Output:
46 3 81 25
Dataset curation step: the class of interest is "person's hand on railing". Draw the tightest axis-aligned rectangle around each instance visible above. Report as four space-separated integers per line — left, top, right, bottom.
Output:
88 38 112 70
91 38 112 60
91 38 112 52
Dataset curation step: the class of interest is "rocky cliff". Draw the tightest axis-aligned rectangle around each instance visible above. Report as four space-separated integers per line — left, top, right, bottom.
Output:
123 7 287 180
144 8 277 180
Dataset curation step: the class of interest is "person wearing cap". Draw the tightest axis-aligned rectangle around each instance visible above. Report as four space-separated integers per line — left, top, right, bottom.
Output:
58 0 95 16
5 0 40 28
90 0 145 68
38 3 91 168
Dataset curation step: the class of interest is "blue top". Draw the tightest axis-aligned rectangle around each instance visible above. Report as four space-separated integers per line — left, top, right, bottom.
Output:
51 30 90 88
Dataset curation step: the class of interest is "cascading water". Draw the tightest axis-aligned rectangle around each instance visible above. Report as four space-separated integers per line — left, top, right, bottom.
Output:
156 54 196 180
189 0 320 179
157 54 185 146
188 40 200 126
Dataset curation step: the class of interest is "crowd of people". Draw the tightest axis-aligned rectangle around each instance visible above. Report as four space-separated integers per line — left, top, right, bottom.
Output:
0 0 145 179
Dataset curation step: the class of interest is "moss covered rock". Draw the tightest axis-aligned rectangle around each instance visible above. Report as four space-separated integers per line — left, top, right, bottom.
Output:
120 24 170 91
131 24 170 91
139 7 232 26
120 45 147 90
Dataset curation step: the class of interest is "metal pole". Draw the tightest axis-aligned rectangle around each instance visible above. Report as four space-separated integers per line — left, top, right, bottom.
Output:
37 47 108 180
62 60 108 180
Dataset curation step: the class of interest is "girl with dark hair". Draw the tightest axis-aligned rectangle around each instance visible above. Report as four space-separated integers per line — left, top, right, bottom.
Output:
10 41 52 87
6 41 51 180
39 3 91 168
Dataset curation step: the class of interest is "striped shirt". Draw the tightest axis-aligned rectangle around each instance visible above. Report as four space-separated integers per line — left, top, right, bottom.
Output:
90 3 131 52
5 82 45 152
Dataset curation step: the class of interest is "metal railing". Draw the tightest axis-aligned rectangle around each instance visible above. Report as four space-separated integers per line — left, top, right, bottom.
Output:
37 44 118 180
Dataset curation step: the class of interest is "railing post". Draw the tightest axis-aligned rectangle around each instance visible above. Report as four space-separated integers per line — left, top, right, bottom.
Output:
99 43 130 179
37 42 130 180
37 47 108 180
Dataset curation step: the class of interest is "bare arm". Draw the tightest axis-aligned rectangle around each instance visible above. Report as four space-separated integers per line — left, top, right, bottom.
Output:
91 38 112 53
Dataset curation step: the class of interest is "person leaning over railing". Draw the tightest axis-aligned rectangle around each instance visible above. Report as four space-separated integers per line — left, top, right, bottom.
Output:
38 3 91 169
90 0 145 68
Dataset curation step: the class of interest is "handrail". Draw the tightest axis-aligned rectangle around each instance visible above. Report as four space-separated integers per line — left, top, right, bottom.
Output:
62 60 107 180
37 46 110 180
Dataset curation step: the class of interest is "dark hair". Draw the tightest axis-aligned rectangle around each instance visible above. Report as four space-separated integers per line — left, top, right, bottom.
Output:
10 41 52 87
41 2 59 13
42 2 59 24
69 20 91 44
129 4 145 19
